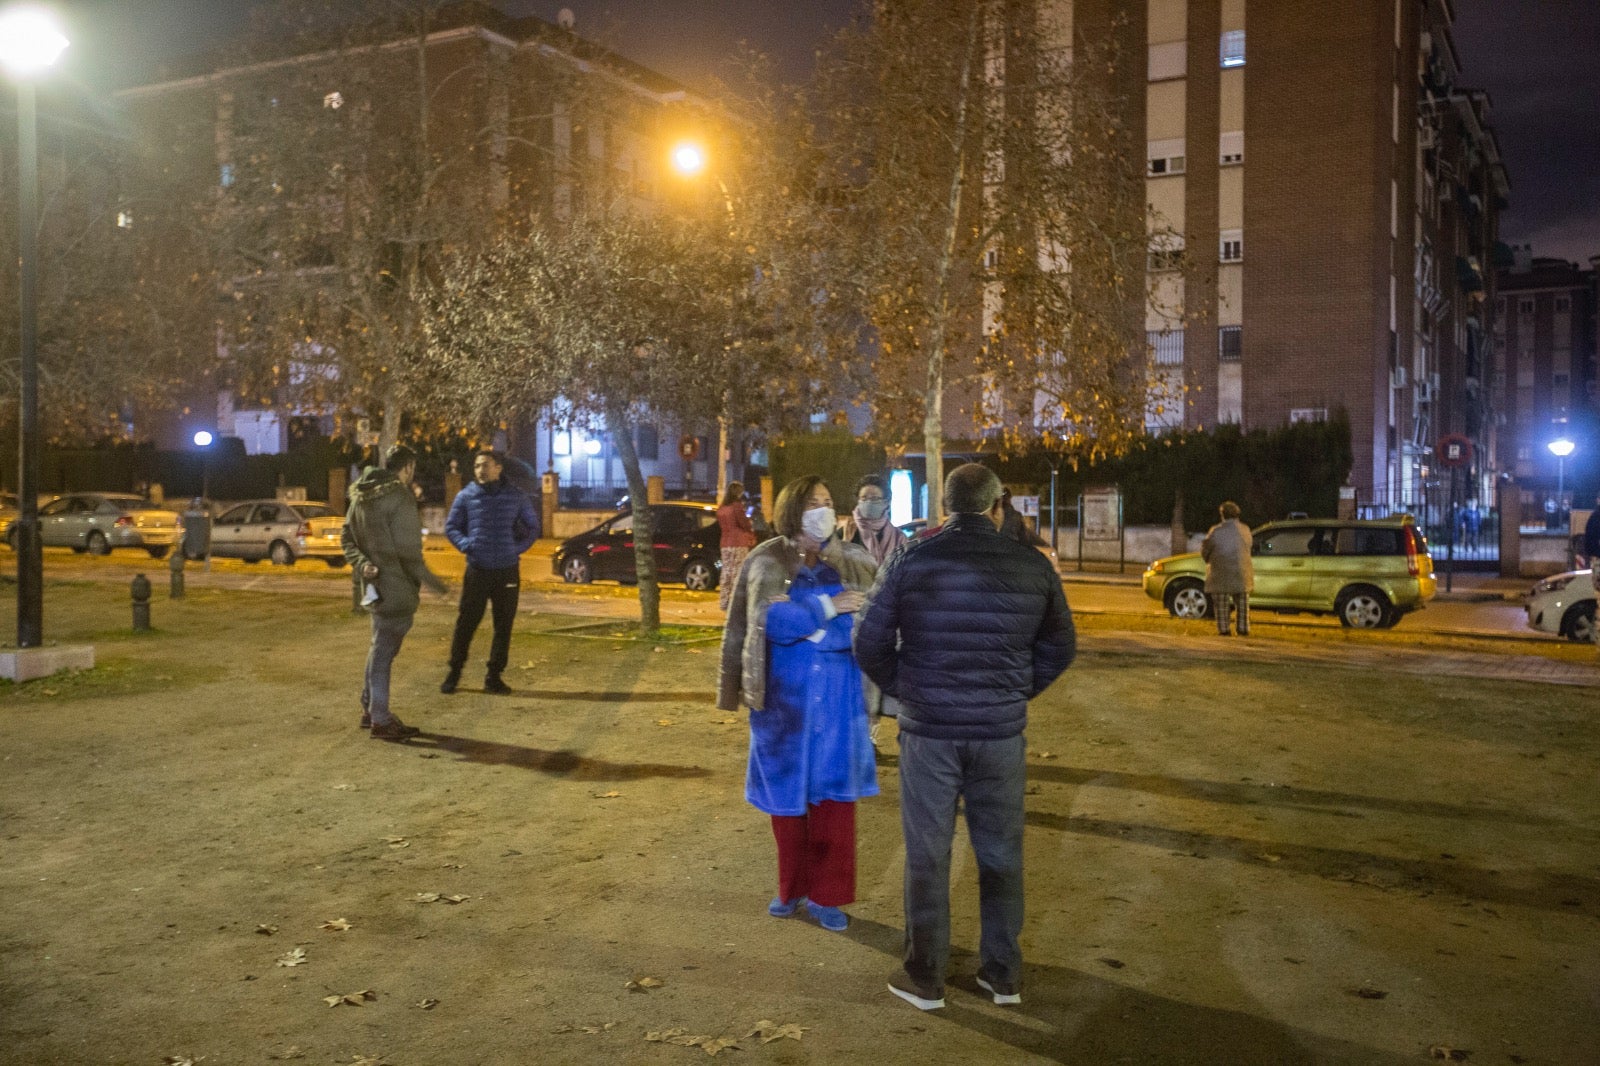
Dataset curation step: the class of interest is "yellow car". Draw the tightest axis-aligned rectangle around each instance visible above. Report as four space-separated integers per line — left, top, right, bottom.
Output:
1142 516 1436 629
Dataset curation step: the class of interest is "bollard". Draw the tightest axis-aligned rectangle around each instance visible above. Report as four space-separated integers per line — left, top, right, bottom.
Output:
168 549 185 599
131 574 152 631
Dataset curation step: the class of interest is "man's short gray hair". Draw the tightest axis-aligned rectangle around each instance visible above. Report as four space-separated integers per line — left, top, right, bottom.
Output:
944 463 1002 515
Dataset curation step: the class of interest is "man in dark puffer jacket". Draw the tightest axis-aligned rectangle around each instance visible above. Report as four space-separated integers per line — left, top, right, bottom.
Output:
855 463 1075 1011
442 450 539 695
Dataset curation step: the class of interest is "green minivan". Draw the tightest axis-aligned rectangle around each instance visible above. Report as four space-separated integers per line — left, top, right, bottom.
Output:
1141 516 1436 629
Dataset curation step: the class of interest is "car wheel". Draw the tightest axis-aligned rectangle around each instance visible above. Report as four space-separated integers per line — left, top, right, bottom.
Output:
1561 601 1596 644
268 541 295 566
1164 578 1210 619
562 555 593 584
683 558 719 592
146 545 170 560
1336 586 1391 629
87 531 110 556
325 557 348 569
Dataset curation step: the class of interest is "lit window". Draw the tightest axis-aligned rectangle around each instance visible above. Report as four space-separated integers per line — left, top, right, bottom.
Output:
323 91 343 110
1289 407 1328 424
1219 230 1243 263
1220 30 1245 67
1219 325 1242 362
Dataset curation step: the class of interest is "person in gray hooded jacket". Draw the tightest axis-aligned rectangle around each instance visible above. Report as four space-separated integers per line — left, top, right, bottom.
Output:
342 444 448 740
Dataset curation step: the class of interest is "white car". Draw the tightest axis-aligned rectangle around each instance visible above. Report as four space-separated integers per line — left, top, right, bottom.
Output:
1525 569 1596 643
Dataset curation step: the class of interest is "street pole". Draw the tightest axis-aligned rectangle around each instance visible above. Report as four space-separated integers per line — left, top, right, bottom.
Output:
15 81 43 647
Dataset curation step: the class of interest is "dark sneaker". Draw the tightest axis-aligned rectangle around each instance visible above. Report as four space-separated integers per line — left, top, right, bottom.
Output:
976 974 1022 1005
370 720 421 741
887 971 945 1011
483 676 512 696
440 672 460 695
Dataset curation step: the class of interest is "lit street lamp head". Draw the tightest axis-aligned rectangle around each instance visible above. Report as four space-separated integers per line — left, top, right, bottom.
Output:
0 6 69 78
193 430 214 448
1548 438 1575 458
671 141 707 177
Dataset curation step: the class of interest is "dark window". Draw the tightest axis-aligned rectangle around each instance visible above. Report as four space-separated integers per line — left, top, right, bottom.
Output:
636 423 659 461
1335 527 1403 556
1219 326 1242 362
1253 527 1316 556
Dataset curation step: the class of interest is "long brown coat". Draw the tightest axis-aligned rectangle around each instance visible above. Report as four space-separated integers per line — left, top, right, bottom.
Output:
1201 518 1254 594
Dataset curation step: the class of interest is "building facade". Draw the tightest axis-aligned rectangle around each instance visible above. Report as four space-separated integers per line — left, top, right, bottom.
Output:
1494 250 1600 527
1053 0 1506 506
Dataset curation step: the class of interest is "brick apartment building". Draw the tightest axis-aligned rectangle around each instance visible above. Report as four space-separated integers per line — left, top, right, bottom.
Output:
1051 0 1507 506
1494 249 1600 524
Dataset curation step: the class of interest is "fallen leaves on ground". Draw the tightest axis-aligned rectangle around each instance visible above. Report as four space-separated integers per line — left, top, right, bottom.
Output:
332 784 357 791
320 918 352 932
748 1019 807 1043
255 924 279 936
1029 750 1058 759
413 892 469 904
383 837 409 849
324 989 378 1008
624 976 664 992
1097 957 1125 969
275 947 307 967
161 1056 201 1065
266 1048 305 1061
350 1056 389 1066
656 718 675 727
1347 986 1387 999
415 998 439 1010
645 1028 739 1055
1429 1046 1470 1061
595 791 622 799
552 1022 616 1034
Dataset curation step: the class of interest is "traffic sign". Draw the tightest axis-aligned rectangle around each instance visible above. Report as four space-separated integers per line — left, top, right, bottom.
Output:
1436 434 1473 469
678 435 701 461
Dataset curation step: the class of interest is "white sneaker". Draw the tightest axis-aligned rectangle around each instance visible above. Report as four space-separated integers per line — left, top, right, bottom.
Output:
976 975 1021 1005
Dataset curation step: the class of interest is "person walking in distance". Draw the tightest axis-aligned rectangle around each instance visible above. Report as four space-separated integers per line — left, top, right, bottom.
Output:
855 463 1076 1010
717 481 758 613
441 450 539 695
1202 500 1253 636
342 444 449 741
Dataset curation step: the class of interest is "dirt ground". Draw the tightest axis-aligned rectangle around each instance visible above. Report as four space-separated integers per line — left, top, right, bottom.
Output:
1 580 1597 1066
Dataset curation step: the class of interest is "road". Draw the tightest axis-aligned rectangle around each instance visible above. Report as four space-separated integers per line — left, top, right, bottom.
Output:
16 542 1545 642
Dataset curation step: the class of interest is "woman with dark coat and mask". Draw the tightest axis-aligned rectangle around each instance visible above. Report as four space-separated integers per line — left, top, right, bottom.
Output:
716 475 880 932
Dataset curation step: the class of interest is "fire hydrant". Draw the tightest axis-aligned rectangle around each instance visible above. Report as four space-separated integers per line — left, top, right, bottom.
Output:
131 573 152 631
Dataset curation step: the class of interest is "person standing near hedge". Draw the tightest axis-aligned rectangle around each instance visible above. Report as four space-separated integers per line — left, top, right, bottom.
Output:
1202 500 1253 637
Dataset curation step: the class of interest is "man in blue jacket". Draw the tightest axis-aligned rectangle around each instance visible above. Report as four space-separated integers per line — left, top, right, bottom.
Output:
855 463 1076 1011
442 450 539 695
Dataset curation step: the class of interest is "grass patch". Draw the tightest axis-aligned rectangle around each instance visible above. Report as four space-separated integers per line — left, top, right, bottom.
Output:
542 621 723 644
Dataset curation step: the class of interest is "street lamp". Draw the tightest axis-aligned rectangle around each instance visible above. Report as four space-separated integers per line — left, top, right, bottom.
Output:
1 5 69 649
670 141 707 178
193 430 214 502
1548 437 1575 506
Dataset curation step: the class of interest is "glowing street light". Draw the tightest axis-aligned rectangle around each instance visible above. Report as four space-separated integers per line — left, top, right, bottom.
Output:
192 430 214 448
670 140 707 177
2 4 69 649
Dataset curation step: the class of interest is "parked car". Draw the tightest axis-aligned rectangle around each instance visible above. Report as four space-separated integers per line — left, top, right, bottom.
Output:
1524 569 1595 642
11 492 181 558
554 501 721 591
1142 515 1436 628
210 499 347 566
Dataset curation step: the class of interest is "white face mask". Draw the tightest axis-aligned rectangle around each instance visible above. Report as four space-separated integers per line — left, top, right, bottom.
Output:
857 498 888 521
801 506 836 542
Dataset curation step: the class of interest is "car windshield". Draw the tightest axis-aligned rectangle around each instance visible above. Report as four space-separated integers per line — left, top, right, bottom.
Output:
295 504 334 519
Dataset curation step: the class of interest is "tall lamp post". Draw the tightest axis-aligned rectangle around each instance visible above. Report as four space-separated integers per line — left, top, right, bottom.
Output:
671 139 735 505
1 6 70 649
1548 436 1575 513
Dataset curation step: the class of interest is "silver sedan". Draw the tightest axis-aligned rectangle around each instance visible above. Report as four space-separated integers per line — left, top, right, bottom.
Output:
23 493 181 558
209 499 348 566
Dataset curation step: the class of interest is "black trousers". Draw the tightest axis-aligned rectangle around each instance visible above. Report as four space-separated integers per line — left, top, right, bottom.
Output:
449 564 520 677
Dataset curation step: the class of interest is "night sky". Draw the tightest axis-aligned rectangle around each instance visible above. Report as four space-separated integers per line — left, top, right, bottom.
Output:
41 0 1600 265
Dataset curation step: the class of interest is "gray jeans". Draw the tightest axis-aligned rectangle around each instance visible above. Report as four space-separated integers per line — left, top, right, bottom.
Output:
897 731 1027 990
361 611 414 727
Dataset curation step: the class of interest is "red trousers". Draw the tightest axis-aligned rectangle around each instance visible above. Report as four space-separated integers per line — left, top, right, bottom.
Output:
771 800 856 907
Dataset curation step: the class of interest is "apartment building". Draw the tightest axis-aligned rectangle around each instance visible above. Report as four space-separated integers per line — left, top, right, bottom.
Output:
1494 249 1600 518
114 3 722 499
1054 0 1506 504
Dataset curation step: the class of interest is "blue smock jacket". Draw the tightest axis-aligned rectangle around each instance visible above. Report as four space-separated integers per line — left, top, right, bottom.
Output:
745 562 879 816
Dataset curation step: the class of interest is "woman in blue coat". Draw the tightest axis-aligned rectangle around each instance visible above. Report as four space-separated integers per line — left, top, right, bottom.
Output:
718 475 879 931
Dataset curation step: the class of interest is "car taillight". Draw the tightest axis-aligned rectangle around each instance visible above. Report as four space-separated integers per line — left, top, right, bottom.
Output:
297 522 312 538
1404 526 1419 576
114 516 133 528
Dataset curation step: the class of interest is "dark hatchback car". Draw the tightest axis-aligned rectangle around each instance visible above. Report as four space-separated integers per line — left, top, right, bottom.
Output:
554 501 722 591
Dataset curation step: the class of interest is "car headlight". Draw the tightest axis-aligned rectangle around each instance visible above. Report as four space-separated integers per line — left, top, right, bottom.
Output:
1533 576 1571 595
1146 560 1164 574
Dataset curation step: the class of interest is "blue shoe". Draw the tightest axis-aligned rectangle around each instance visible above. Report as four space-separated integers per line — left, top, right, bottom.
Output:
768 896 804 917
806 902 848 931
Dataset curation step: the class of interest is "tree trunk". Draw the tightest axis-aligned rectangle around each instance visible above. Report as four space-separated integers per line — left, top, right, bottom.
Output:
922 1 984 525
379 388 402 456
608 403 660 636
